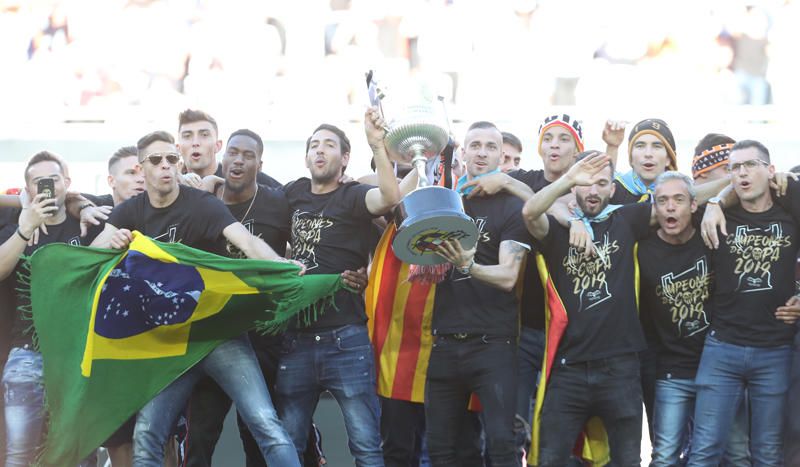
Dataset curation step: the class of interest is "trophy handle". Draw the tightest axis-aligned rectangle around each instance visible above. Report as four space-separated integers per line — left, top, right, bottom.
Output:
366 70 391 134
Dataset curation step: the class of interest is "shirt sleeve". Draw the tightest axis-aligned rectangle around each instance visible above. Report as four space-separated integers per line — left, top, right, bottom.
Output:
106 197 138 230
82 193 114 207
532 214 561 252
500 197 532 247
256 172 283 189
347 182 378 220
196 192 238 241
775 178 800 221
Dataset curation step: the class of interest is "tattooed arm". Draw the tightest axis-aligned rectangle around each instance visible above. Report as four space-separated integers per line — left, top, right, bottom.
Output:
436 238 528 292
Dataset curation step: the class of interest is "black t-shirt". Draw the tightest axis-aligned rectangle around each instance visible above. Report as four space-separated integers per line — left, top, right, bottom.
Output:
0 216 95 348
215 163 282 190
639 230 712 379
83 193 114 207
537 203 652 363
222 185 290 258
283 178 377 330
710 181 800 347
433 193 531 337
108 185 237 254
509 168 551 330
0 210 19 358
611 179 650 205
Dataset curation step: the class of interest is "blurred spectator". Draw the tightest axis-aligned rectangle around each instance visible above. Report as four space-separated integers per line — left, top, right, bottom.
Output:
2 0 797 120
727 4 771 105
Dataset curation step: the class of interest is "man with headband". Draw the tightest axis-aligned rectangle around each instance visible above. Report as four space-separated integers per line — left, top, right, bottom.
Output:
692 133 736 183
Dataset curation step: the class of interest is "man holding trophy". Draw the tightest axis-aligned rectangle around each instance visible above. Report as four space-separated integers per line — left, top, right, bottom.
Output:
425 121 531 467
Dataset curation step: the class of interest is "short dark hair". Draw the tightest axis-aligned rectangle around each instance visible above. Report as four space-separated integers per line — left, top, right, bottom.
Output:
25 151 67 183
136 131 175 157
501 131 523 153
178 109 218 134
467 121 498 132
790 165 800 174
305 124 351 156
108 146 138 173
731 139 770 163
576 149 615 176
227 129 264 157
693 133 736 157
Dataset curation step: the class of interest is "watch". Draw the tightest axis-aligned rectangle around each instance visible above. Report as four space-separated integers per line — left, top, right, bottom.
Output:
707 196 724 208
457 259 474 275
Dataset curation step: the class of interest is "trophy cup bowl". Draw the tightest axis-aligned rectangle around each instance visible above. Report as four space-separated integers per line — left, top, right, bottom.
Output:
385 105 479 265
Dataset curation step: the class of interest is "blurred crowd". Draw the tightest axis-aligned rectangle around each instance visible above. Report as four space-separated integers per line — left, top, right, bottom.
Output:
1 0 799 122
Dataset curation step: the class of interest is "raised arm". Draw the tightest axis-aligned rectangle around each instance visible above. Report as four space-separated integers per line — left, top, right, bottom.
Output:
602 120 627 168
523 152 611 241
460 172 534 202
0 195 22 209
0 195 56 280
363 107 401 215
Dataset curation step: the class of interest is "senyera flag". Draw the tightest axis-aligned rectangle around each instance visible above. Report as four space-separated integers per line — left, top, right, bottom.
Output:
29 232 344 467
528 254 610 467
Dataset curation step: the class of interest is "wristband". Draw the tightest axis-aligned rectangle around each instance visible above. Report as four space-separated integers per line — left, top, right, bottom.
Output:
16 228 30 242
78 202 95 211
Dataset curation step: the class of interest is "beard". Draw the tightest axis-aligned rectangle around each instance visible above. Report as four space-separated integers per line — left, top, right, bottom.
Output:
576 195 609 217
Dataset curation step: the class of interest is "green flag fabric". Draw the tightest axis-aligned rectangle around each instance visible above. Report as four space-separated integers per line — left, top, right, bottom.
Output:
29 232 344 466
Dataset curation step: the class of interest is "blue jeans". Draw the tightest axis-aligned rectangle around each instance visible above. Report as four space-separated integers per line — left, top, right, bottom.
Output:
515 327 544 453
132 334 298 467
652 378 695 467
2 348 45 467
688 333 791 467
652 378 749 467
275 324 383 467
786 330 800 465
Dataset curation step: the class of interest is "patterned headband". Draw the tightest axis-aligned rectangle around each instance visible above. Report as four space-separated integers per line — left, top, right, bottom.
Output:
692 143 734 177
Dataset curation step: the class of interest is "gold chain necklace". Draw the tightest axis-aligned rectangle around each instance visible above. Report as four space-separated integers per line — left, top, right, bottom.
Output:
221 184 259 222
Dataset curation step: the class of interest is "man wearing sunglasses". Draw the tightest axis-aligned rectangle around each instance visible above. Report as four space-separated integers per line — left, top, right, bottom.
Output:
91 130 302 467
690 140 800 466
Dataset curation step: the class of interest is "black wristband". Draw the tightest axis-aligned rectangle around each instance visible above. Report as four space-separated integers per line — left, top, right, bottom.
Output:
16 228 30 242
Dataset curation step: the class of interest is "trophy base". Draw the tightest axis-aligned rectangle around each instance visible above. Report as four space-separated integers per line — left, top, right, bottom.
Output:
392 187 478 265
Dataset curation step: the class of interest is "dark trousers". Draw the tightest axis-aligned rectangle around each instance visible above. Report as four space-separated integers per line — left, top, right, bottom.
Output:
380 397 484 467
425 335 517 467
381 397 425 467
787 334 800 466
538 353 643 467
640 346 657 444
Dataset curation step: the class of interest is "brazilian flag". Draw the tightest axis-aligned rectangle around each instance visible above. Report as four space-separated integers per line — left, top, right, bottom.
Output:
29 232 344 467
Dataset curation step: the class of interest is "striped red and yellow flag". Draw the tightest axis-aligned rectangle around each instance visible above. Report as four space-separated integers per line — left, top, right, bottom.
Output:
366 224 435 403
528 254 610 467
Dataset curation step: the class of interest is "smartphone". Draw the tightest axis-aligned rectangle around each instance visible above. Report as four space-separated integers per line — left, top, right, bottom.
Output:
37 178 55 200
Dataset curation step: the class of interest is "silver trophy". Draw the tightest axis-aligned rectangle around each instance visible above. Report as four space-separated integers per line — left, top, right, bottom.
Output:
368 72 478 265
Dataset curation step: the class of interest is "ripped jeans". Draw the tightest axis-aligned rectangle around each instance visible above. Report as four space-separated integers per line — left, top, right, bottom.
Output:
3 347 45 467
132 334 298 467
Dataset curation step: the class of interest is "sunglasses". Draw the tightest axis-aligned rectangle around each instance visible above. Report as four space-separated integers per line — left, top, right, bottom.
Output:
140 152 181 165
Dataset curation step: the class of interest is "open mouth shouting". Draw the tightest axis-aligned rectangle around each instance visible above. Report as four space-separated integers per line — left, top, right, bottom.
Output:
228 167 245 180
